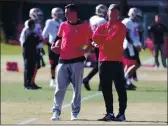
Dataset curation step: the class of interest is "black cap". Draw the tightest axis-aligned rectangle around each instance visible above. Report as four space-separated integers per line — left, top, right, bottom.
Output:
65 4 78 12
108 4 120 11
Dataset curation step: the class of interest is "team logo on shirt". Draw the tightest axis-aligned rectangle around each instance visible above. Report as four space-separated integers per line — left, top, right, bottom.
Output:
107 25 116 34
75 28 78 33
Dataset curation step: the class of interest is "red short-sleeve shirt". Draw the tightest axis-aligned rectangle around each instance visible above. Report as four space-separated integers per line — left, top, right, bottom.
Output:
57 21 92 60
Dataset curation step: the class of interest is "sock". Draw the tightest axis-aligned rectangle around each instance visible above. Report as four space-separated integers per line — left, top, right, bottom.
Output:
125 74 129 79
126 78 131 85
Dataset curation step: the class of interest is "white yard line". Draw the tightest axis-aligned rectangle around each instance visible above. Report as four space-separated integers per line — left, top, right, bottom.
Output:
16 92 101 125
141 58 153 64
17 118 38 125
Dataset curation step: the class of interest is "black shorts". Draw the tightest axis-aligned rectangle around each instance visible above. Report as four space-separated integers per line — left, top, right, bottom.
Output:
48 44 59 65
123 46 141 65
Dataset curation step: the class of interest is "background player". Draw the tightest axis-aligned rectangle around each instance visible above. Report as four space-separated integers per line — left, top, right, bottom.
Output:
83 4 107 91
42 7 64 88
122 8 143 90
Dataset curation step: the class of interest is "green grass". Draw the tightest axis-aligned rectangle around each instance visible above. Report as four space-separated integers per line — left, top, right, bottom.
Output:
1 80 166 103
1 42 153 57
1 43 48 55
1 52 167 124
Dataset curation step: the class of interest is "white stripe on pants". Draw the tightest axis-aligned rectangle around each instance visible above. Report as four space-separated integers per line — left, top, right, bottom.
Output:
52 62 84 116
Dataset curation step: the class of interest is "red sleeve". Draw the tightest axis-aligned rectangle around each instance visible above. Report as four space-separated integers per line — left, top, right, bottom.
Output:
92 25 108 45
57 22 64 37
82 23 93 51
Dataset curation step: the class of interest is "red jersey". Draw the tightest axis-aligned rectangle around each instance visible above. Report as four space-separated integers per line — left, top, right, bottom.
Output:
57 20 92 60
92 20 126 62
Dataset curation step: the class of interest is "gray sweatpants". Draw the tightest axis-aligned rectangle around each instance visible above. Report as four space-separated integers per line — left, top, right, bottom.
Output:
52 62 84 116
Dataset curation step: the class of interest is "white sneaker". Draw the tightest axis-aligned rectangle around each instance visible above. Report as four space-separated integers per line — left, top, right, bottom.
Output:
71 114 78 120
51 112 60 121
49 79 56 88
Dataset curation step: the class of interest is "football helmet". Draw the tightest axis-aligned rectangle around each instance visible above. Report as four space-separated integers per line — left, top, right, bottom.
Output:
128 7 142 18
29 8 43 22
51 7 64 20
95 4 107 18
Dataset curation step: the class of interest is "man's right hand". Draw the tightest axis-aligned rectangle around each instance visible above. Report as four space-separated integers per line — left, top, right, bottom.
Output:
51 40 61 54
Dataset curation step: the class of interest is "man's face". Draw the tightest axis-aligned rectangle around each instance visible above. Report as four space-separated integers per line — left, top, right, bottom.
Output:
135 15 142 23
155 15 161 23
65 8 77 20
30 23 35 30
108 8 120 20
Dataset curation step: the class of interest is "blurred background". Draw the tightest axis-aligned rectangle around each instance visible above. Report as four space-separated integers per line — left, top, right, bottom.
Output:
0 0 168 44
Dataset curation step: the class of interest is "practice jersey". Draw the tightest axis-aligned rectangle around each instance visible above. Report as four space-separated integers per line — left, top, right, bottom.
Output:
42 19 62 44
19 27 28 47
122 18 141 49
24 20 43 48
89 15 107 32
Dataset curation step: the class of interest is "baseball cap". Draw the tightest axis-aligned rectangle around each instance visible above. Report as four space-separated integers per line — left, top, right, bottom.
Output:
108 4 120 11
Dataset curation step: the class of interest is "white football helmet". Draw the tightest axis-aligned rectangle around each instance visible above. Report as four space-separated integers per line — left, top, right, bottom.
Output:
128 7 142 19
51 7 64 20
29 8 43 22
95 4 107 18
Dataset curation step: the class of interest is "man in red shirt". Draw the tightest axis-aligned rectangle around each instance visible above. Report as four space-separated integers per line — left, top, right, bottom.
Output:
92 4 127 121
51 4 92 121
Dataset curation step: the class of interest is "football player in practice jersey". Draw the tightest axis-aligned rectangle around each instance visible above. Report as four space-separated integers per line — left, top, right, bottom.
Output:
122 8 143 90
42 7 64 88
83 4 107 91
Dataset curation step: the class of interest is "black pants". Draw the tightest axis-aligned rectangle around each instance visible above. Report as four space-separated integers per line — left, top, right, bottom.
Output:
23 53 36 87
84 48 99 83
36 48 45 69
48 44 59 69
154 44 167 67
99 61 127 114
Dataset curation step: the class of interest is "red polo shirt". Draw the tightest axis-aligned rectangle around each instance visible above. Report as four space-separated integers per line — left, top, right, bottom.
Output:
57 20 92 60
92 20 126 62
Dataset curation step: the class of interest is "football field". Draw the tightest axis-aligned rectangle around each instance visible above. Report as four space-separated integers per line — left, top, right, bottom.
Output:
1 46 167 125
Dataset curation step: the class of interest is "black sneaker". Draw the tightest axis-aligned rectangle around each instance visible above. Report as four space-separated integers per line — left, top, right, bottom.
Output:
115 113 126 122
130 83 136 88
24 85 38 90
32 83 42 89
83 79 91 91
125 84 136 90
98 113 115 121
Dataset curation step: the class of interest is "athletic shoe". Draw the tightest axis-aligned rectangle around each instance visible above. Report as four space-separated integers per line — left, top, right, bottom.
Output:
83 79 91 91
51 112 60 121
71 113 78 120
49 79 56 88
32 83 42 89
130 83 136 88
132 77 138 82
98 113 115 121
115 113 126 122
24 85 38 90
125 84 136 90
